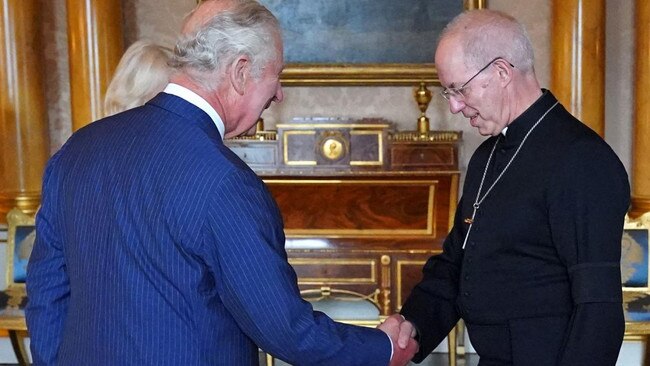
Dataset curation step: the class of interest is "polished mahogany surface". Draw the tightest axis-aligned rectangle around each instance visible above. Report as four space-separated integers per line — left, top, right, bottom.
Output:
226 120 460 314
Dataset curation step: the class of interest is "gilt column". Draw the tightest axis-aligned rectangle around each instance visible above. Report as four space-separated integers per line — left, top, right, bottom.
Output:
66 0 123 131
630 0 650 217
0 0 50 221
551 0 606 136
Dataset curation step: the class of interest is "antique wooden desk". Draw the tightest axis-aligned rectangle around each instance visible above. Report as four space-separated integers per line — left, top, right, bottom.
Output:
226 118 461 314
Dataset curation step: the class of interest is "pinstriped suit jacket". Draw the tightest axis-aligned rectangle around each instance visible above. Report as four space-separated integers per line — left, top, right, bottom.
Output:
26 93 391 366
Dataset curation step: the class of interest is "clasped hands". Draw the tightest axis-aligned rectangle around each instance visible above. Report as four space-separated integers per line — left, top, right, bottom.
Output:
377 314 418 366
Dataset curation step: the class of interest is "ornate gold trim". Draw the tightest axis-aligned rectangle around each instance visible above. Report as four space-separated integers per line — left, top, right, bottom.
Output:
0 192 41 224
265 179 438 238
227 131 277 141
282 130 317 165
289 258 376 284
389 130 462 143
625 323 650 336
277 123 391 129
449 174 460 231
396 259 428 310
278 0 486 86
349 130 384 166
0 314 27 331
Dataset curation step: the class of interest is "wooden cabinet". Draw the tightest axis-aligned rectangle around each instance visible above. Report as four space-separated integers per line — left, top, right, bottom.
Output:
226 118 460 314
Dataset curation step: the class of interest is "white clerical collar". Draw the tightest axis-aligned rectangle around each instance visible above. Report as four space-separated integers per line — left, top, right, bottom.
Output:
501 126 508 136
163 83 225 140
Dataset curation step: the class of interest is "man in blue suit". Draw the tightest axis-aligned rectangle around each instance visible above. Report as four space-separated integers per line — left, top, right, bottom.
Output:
25 0 418 365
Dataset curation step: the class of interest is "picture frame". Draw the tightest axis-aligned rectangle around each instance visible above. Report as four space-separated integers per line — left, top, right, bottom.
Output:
5 208 36 304
258 0 487 85
621 214 650 323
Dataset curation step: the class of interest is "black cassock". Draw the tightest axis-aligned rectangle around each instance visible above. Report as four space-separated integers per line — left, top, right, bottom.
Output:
401 90 630 366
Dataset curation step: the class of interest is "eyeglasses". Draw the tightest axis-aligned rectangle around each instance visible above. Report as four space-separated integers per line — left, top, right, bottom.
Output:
440 57 514 101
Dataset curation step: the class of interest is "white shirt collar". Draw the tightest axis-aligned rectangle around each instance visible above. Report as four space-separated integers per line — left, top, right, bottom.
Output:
163 83 225 140
501 126 508 136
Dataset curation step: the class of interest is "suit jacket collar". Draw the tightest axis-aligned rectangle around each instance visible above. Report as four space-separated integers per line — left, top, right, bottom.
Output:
146 92 223 144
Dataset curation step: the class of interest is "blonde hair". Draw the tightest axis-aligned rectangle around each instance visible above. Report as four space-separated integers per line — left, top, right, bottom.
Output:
103 40 173 117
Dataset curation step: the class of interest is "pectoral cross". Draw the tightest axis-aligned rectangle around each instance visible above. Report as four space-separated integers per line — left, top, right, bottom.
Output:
462 203 479 249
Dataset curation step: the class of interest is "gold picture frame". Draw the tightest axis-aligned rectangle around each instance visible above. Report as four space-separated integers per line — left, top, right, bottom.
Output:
271 0 487 86
5 208 35 308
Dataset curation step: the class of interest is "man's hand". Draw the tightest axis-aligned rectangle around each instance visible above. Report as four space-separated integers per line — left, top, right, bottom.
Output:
378 314 419 366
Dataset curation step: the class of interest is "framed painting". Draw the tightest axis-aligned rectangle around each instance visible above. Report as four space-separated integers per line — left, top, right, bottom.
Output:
5 208 35 303
257 0 487 85
621 214 650 323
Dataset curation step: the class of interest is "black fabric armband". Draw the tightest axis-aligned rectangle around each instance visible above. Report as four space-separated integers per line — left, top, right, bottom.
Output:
569 262 622 304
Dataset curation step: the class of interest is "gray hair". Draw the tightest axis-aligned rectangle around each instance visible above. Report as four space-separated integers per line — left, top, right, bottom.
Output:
441 9 535 73
169 0 281 89
103 40 173 117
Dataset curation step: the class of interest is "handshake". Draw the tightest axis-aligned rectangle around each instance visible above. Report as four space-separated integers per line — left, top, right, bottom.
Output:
377 314 419 366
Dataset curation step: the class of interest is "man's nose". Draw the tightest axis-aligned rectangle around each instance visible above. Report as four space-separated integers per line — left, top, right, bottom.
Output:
448 96 465 114
274 84 284 103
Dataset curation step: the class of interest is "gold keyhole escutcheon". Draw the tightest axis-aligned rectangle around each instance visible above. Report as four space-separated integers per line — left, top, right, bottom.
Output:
321 138 344 160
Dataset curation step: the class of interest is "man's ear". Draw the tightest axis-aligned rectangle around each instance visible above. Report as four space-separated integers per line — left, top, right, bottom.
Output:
495 59 512 86
230 56 249 95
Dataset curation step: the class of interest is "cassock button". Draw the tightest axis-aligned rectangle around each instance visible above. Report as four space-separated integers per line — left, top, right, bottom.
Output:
464 275 470 280
463 291 470 297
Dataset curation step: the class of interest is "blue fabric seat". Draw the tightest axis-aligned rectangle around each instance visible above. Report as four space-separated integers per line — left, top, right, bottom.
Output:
302 287 381 324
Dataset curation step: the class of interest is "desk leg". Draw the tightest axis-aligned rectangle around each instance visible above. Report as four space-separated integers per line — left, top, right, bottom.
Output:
447 324 457 366
9 330 29 366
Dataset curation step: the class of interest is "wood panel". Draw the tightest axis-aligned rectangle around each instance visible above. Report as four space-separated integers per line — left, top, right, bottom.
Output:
267 173 456 314
267 175 453 241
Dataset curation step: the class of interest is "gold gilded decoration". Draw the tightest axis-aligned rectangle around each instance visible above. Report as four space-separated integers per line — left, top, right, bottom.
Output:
274 0 486 86
349 130 383 166
0 192 41 223
390 130 462 143
414 82 432 134
227 118 278 141
321 138 344 160
289 258 377 284
283 130 317 166
228 131 277 141
380 255 391 314
380 255 391 265
396 259 428 311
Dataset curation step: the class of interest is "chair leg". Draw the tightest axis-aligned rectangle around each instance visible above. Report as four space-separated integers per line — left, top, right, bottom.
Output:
447 324 457 366
9 330 29 366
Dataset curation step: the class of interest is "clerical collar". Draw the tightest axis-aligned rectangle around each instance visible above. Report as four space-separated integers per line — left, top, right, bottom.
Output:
163 83 225 140
500 89 557 147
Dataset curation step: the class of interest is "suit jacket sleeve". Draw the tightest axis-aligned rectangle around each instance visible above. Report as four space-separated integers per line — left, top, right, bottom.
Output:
548 138 630 366
25 151 71 366
199 167 392 366
399 197 465 363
